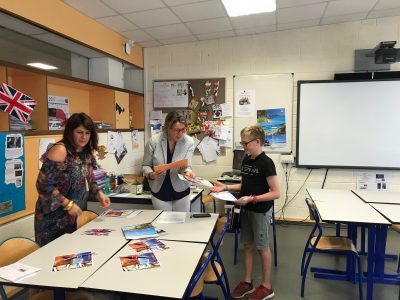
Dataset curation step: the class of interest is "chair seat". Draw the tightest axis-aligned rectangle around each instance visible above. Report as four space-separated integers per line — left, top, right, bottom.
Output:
202 195 215 204
29 290 93 300
190 273 205 297
311 236 357 252
391 224 400 233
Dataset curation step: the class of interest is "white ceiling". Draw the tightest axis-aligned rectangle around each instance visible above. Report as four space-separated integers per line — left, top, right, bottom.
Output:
63 0 400 48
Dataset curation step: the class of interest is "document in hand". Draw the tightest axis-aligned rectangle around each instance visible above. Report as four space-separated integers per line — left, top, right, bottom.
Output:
211 191 237 202
0 263 40 282
154 159 188 172
122 223 159 240
177 173 213 188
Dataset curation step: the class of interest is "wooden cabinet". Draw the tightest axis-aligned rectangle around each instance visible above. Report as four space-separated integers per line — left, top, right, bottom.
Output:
0 63 144 132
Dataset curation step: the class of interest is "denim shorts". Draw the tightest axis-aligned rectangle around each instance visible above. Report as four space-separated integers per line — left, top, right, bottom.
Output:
240 208 272 250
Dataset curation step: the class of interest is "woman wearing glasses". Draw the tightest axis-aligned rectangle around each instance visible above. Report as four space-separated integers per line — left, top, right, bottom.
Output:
142 111 196 211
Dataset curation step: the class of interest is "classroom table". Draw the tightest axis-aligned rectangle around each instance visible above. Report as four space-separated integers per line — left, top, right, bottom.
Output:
80 240 208 299
0 233 128 300
307 188 395 300
352 190 400 204
369 203 400 224
105 189 204 212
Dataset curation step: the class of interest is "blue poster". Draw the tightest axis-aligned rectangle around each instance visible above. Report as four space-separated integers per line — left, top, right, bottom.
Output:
257 108 286 147
0 132 25 217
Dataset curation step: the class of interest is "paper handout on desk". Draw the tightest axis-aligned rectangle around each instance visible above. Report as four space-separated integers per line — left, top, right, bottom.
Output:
155 211 186 224
122 223 159 240
0 263 40 282
154 159 188 172
177 174 213 188
211 191 237 202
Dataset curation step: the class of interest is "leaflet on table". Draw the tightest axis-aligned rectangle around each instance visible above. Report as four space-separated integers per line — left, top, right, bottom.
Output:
211 191 237 202
0 262 40 282
101 209 141 218
177 173 213 188
128 239 169 254
52 251 93 272
122 223 159 240
82 228 115 236
119 251 160 271
155 211 186 224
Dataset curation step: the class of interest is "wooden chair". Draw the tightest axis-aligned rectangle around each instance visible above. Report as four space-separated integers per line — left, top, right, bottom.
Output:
300 198 363 300
77 210 99 229
202 194 216 213
0 237 93 300
182 252 212 299
203 216 231 299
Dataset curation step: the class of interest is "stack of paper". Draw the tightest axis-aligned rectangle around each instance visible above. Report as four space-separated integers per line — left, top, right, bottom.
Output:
177 174 213 188
211 191 237 202
0 262 40 282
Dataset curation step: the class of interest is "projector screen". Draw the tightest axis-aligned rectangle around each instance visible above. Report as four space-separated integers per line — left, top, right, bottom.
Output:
296 79 400 169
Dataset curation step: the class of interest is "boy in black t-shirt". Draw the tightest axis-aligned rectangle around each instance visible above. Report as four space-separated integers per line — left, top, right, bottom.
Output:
212 124 280 300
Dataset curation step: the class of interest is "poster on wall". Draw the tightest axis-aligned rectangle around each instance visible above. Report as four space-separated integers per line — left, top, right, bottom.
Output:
0 132 25 217
257 108 287 147
357 172 389 191
153 81 188 108
48 95 69 130
235 90 255 117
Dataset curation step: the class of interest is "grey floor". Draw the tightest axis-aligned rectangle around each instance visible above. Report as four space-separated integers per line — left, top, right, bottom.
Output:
9 223 400 300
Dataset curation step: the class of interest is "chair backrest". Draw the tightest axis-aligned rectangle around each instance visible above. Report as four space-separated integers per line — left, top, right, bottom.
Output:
77 210 99 229
183 251 212 299
305 198 320 222
0 237 39 267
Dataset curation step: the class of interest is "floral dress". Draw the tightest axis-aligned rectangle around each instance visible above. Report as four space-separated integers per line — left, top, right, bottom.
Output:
34 145 100 246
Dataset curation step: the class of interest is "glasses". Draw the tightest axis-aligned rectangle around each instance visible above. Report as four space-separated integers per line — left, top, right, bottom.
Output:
240 139 256 147
171 127 187 134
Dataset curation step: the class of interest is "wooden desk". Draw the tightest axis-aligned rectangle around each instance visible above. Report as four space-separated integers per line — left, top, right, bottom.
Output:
352 190 400 204
81 241 207 299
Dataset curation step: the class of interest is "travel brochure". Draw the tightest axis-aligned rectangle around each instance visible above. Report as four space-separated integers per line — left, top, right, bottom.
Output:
52 251 93 272
83 228 115 236
128 238 169 254
0 262 40 282
122 223 159 240
177 173 213 188
101 209 140 218
119 252 160 271
211 191 237 202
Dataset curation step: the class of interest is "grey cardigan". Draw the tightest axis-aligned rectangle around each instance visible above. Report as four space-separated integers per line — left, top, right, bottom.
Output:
142 132 194 193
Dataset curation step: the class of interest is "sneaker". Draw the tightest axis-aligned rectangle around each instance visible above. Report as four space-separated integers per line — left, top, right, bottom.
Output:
248 285 275 300
231 281 255 298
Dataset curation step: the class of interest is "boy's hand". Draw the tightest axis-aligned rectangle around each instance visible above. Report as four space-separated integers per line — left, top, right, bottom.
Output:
211 181 224 192
234 196 252 206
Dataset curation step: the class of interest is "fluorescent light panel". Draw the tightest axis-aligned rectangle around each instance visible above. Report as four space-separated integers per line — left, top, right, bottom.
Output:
27 63 58 70
222 0 276 17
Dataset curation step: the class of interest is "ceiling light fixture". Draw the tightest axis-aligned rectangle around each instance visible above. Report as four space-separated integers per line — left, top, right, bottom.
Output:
222 0 276 17
27 63 58 70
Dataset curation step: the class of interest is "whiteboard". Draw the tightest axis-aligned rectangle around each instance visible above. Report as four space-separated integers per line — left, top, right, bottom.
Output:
233 74 293 153
297 80 400 169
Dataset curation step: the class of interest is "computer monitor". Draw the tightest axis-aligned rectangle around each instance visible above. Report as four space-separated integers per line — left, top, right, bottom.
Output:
232 149 245 172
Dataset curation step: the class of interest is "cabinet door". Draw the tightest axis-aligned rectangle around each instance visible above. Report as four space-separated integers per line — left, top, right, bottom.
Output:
114 91 129 129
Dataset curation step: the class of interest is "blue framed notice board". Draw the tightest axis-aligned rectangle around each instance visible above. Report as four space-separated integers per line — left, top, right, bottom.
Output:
0 132 25 217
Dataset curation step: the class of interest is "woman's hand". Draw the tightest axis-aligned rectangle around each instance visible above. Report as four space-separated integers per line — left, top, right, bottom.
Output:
183 169 196 179
97 191 111 208
67 202 82 216
149 170 164 180
210 181 225 192
234 196 252 206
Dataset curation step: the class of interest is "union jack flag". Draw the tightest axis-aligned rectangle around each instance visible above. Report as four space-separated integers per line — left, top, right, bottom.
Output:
0 83 36 123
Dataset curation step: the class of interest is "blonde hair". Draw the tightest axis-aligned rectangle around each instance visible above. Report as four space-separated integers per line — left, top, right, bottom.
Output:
240 124 265 144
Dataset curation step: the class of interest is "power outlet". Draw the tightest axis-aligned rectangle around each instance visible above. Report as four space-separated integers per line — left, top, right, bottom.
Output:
280 154 295 164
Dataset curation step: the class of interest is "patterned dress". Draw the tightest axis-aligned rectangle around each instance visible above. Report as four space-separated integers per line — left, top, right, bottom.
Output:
34 144 100 246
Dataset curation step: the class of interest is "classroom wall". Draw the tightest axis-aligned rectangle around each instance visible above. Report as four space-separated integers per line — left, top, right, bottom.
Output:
144 16 400 220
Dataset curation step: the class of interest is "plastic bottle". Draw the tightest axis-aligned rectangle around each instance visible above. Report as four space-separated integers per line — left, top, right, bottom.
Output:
104 176 111 195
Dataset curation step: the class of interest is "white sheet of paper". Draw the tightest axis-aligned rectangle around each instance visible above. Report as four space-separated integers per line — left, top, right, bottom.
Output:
211 191 237 202
150 110 163 120
155 212 186 224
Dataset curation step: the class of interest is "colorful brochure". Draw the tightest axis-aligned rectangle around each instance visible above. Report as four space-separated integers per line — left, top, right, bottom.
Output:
83 228 114 236
119 252 160 271
122 223 159 240
101 209 136 217
177 173 213 188
52 251 93 272
128 239 169 254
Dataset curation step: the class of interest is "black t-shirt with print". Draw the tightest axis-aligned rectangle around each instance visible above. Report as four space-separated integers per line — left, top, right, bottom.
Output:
239 152 277 213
